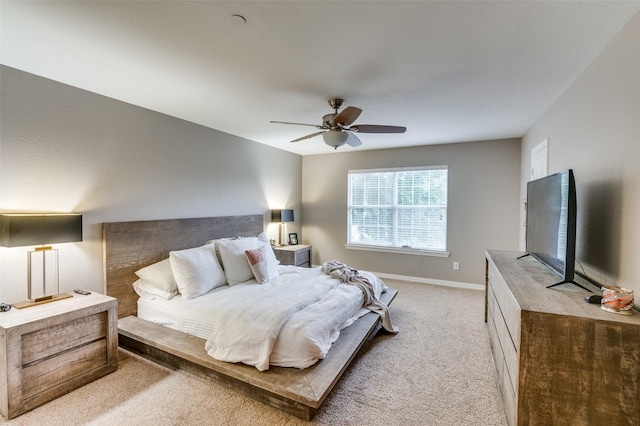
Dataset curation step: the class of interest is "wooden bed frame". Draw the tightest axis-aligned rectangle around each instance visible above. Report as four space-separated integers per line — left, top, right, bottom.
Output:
103 215 397 420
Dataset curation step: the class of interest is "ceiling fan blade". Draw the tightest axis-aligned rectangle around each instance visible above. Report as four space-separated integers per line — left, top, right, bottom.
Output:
290 131 326 143
350 124 407 134
334 106 362 126
270 120 321 128
345 132 362 147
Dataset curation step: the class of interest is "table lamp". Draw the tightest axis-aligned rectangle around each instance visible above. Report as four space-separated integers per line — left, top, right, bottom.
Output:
271 209 294 246
0 214 82 308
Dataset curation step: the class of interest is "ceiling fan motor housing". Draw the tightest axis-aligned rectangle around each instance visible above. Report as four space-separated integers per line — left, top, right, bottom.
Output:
322 113 338 129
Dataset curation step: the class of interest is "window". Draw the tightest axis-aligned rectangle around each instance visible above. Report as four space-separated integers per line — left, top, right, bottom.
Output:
347 166 448 255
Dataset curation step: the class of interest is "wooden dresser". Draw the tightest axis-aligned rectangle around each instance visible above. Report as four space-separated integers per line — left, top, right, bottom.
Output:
485 250 640 426
0 292 118 419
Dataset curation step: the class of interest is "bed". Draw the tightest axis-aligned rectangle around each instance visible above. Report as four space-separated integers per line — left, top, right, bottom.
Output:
103 214 397 420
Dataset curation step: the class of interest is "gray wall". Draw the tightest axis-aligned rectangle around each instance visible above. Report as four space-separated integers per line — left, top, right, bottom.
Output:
0 66 302 303
520 13 640 302
302 139 521 285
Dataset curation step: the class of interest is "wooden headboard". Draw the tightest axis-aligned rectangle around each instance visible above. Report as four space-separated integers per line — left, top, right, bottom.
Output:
103 215 264 318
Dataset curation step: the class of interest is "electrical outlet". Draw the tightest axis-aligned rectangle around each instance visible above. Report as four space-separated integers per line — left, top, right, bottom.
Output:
453 262 460 271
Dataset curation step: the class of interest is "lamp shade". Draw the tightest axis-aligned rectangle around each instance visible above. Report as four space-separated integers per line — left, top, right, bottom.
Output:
0 214 83 247
271 209 294 223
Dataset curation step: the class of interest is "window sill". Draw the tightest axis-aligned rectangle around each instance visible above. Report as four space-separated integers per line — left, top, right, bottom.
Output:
345 244 450 258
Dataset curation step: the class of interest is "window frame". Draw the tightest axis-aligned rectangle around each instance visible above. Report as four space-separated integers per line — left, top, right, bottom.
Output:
345 165 450 257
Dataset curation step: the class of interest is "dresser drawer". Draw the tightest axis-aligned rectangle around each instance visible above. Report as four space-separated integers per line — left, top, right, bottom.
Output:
488 261 521 348
489 286 518 395
486 307 504 384
500 356 517 426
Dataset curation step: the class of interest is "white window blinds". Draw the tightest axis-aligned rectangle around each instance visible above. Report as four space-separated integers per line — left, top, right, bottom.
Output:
348 166 448 252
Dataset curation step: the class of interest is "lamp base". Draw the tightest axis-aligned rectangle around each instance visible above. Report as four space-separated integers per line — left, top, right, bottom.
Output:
13 293 73 309
279 222 288 246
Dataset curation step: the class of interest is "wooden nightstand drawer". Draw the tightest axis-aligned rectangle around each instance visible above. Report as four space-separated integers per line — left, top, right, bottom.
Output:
22 339 108 400
295 248 310 265
21 311 107 364
273 245 312 267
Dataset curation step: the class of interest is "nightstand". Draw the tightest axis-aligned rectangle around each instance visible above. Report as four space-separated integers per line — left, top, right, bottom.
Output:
0 292 118 419
273 244 312 267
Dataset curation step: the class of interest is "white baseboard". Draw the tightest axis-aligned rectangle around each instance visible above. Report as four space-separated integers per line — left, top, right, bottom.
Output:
373 271 484 291
311 264 484 291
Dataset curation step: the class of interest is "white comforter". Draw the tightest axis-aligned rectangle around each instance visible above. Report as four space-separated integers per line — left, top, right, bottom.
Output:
137 265 386 371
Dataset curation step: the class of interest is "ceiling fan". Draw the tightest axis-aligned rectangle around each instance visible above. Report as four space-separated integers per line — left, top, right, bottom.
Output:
270 98 407 149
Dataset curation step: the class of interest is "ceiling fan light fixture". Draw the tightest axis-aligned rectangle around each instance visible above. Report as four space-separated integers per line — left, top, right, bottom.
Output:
323 130 348 149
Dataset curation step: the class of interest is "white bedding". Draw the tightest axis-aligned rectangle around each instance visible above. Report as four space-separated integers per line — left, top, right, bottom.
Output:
137 265 386 370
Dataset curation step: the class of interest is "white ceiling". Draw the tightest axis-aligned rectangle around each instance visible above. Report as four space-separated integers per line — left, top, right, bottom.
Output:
2 1 639 156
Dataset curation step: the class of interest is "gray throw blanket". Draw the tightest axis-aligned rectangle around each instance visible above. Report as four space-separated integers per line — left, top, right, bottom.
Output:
322 260 398 333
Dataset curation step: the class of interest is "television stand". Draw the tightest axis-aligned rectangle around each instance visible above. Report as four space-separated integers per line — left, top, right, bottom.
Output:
485 250 640 425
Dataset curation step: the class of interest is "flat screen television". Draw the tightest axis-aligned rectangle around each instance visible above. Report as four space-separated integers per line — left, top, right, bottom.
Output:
522 169 588 291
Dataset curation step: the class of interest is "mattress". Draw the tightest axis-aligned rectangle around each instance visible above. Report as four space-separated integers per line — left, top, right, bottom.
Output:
137 265 386 369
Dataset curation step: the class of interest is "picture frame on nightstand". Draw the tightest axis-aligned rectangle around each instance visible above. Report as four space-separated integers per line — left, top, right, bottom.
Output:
288 233 298 245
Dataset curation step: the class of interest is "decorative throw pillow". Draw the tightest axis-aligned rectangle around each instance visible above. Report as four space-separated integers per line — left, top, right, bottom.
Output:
245 247 279 283
217 237 259 285
134 258 179 296
169 245 227 300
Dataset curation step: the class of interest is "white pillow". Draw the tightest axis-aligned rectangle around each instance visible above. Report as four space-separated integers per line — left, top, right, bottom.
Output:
132 279 177 300
134 258 179 295
217 237 259 285
169 245 227 300
205 237 235 265
245 247 279 283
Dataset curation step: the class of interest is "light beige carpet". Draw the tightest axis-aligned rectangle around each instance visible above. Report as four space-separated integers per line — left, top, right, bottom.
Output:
1 280 506 425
